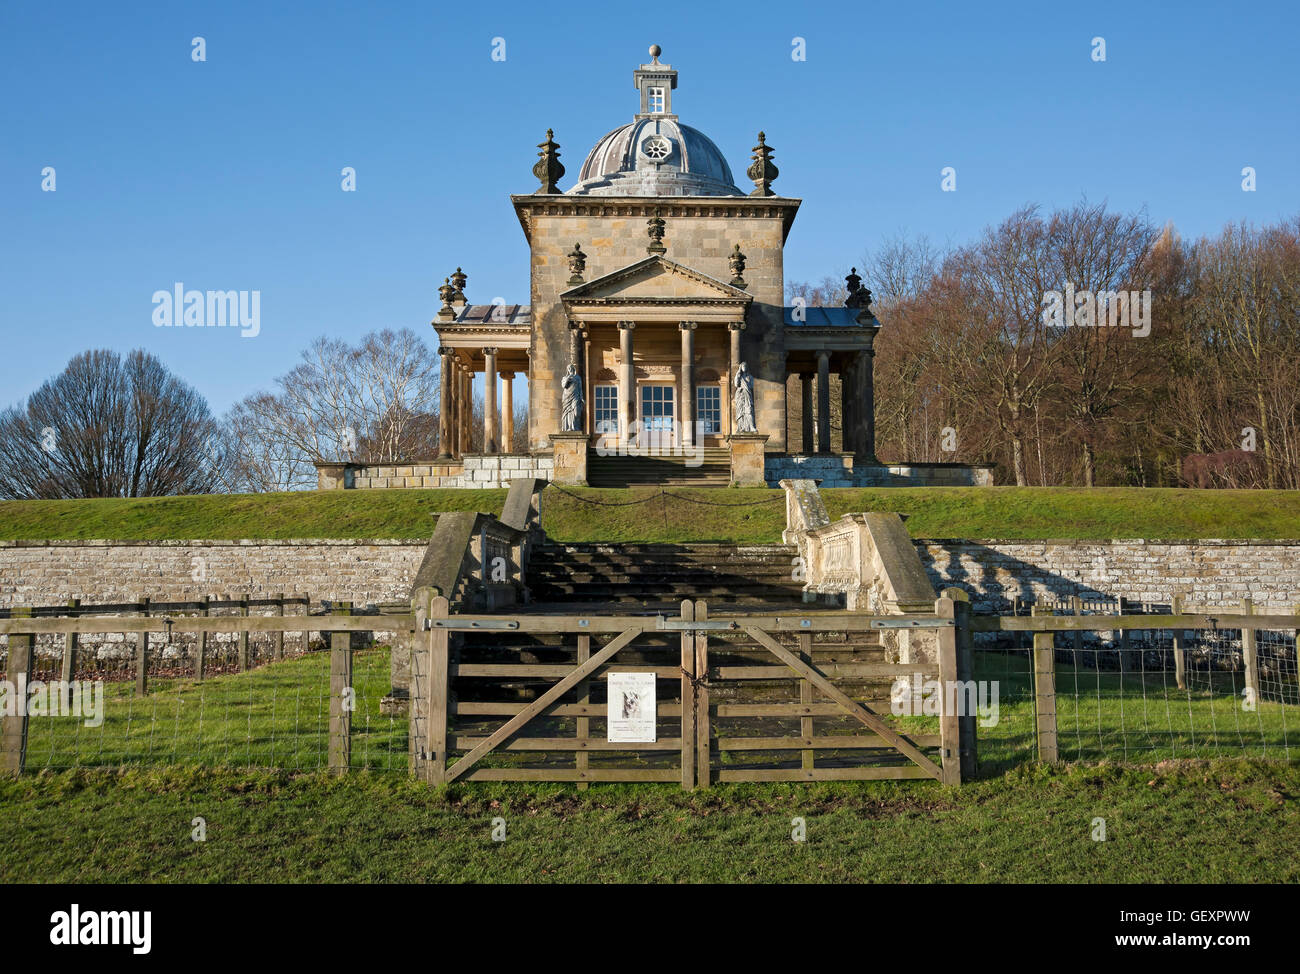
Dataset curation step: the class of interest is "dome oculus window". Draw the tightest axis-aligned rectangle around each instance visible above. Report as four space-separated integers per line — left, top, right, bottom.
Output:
641 135 671 160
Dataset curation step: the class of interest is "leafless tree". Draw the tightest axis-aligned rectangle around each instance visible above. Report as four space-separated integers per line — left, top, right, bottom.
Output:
0 349 223 498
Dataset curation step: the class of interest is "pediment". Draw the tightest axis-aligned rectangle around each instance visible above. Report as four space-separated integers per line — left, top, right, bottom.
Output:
561 256 750 304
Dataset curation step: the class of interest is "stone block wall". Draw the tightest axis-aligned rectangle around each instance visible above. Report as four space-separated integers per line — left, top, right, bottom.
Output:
316 455 551 490
0 539 428 656
919 539 1300 613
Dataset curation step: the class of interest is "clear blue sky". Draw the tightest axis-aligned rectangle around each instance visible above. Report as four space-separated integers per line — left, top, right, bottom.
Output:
2 0 1296 415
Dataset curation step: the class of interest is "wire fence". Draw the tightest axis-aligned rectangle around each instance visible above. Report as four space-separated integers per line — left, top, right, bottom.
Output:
973 599 1300 772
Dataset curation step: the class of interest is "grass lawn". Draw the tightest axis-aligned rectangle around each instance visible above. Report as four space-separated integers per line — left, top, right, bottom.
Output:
2 760 1297 883
2 486 1299 544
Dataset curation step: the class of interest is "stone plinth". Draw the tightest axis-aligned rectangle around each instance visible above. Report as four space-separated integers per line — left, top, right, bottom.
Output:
727 433 770 487
549 433 590 485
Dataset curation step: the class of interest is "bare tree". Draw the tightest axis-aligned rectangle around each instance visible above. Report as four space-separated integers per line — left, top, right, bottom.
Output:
0 349 223 498
222 328 442 491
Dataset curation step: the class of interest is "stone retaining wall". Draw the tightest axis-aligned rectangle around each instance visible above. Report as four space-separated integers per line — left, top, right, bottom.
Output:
763 456 995 488
919 539 1300 613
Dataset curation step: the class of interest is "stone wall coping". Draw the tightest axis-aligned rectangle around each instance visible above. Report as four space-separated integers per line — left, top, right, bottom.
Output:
919 538 1300 546
0 538 426 549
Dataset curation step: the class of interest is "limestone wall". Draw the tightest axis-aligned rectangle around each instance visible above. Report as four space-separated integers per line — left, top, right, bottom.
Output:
764 456 995 488
919 539 1300 613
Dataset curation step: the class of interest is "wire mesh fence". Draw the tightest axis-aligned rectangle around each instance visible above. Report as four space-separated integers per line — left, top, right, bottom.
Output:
974 599 1300 772
0 599 411 774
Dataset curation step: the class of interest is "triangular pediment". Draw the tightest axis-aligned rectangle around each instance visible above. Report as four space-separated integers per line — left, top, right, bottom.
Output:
561 255 750 304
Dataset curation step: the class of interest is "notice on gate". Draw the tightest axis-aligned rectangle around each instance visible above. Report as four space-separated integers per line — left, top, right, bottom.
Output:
606 672 657 743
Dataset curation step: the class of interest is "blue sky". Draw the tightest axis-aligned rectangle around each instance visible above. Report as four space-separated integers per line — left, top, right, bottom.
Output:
1 0 1296 415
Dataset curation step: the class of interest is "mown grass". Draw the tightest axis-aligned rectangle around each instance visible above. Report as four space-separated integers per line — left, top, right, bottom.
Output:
3 486 1299 544
2 760 1298 883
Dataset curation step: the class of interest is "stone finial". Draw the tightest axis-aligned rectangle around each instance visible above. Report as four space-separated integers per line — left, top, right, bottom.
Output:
646 210 667 255
437 277 456 319
845 266 874 316
728 243 747 288
566 242 587 285
649 43 662 62
747 131 779 197
450 267 467 305
532 128 565 194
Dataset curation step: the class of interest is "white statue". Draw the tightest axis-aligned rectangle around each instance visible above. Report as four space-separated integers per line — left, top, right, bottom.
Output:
734 361 756 433
561 363 584 432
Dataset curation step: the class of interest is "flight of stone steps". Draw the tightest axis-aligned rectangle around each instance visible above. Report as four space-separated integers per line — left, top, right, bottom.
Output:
524 542 808 610
585 447 731 486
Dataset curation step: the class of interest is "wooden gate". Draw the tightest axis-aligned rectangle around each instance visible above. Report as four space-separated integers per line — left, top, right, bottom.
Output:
409 589 971 787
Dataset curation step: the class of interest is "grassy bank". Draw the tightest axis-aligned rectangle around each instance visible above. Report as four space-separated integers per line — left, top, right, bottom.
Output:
1 486 1299 544
3 760 1297 883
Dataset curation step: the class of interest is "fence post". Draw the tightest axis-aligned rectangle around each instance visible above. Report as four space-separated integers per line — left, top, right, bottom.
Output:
679 599 696 790
1031 605 1058 763
1241 597 1258 703
136 596 150 696
238 593 250 672
1 608 34 776
195 596 208 681
949 589 977 781
301 594 310 656
328 601 353 774
695 599 711 788
935 595 962 785
61 598 80 707
273 592 285 661
1172 593 1187 690
427 595 449 784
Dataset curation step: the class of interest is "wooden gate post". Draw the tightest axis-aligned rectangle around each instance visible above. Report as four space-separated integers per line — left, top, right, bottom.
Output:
195 596 209 681
237 593 250 672
695 599 711 788
328 602 353 774
577 630 591 790
1241 597 1258 702
1031 605 1058 763
61 598 80 708
427 595 450 785
273 592 285 661
679 599 696 790
935 596 961 785
1 608 34 776
135 596 150 696
1172 593 1187 690
947 590 977 781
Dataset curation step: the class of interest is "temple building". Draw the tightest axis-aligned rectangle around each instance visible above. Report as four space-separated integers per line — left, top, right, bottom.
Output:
316 46 992 491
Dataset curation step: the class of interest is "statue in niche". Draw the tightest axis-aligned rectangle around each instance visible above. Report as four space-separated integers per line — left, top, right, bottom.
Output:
733 361 756 433
561 363 585 432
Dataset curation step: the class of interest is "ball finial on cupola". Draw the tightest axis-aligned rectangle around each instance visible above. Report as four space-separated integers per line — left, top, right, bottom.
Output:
649 44 661 61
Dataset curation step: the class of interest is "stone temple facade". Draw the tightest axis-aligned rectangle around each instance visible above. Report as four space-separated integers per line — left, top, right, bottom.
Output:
316 46 992 490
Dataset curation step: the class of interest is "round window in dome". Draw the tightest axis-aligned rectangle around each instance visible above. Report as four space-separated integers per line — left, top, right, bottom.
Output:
641 135 671 160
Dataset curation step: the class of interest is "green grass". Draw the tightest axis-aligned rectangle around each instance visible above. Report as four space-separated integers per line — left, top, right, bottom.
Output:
3 486 1298 544
3 760 1298 882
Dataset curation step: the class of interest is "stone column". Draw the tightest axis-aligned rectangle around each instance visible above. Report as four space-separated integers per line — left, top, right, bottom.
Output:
859 346 876 461
500 372 514 453
679 321 696 447
437 347 454 460
460 363 472 454
800 373 814 453
483 347 498 455
843 359 857 455
569 323 583 376
728 322 744 436
618 321 636 445
817 350 831 454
